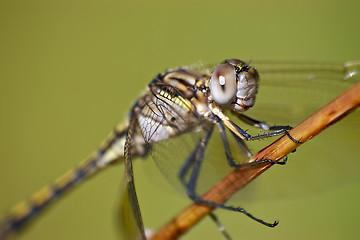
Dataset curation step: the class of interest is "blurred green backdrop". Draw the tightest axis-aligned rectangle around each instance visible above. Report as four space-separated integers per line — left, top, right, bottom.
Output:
0 0 359 239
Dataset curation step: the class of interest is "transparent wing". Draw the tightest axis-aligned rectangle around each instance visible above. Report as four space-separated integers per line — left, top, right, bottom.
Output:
245 60 360 125
151 123 255 198
143 82 256 198
180 59 360 202
137 82 206 193
118 60 360 235
120 118 146 240
133 79 253 200
195 59 359 125
118 176 144 240
229 60 360 202
150 130 202 194
138 83 197 143
118 82 202 239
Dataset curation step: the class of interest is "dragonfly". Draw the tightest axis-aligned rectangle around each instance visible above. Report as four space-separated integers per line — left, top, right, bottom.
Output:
0 59 359 240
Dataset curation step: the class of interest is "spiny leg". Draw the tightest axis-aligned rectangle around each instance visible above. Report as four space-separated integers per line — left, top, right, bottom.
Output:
232 112 293 131
179 140 203 187
209 212 232 240
178 129 233 239
216 119 288 168
228 118 298 156
236 113 299 142
183 127 278 227
222 114 301 143
232 121 299 142
180 128 212 190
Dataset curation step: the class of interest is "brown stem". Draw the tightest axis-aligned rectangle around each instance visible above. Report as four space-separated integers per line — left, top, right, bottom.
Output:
149 82 360 240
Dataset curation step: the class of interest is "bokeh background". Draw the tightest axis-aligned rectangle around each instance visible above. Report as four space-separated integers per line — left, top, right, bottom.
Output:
0 0 359 239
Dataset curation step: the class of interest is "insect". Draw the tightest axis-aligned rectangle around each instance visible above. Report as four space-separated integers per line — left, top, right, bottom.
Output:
1 59 359 240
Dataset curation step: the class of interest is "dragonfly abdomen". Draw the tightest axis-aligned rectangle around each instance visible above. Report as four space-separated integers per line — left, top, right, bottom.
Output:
0 123 130 239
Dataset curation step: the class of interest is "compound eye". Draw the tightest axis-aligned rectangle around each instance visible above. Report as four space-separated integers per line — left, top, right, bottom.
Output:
210 63 237 105
225 59 245 66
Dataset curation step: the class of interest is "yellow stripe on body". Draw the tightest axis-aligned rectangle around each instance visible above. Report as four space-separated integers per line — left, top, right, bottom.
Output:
158 89 194 113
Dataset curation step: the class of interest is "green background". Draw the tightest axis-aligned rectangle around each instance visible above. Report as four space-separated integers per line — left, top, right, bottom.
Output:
0 0 359 239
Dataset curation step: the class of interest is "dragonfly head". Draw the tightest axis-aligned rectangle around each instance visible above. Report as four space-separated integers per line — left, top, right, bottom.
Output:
209 59 259 112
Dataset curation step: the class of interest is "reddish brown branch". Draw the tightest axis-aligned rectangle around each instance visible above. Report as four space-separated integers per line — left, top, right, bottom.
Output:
150 82 360 240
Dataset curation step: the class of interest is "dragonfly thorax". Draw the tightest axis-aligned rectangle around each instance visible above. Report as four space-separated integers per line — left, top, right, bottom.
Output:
209 59 259 112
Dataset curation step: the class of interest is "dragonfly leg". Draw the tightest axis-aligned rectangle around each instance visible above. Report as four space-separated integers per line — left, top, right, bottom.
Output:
178 126 214 188
233 112 272 130
209 212 233 240
178 130 234 238
184 128 278 228
223 117 301 143
233 112 294 131
181 163 234 239
179 144 200 187
216 119 288 168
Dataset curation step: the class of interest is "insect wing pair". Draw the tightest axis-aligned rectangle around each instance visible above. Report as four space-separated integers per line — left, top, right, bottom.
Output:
119 59 360 239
